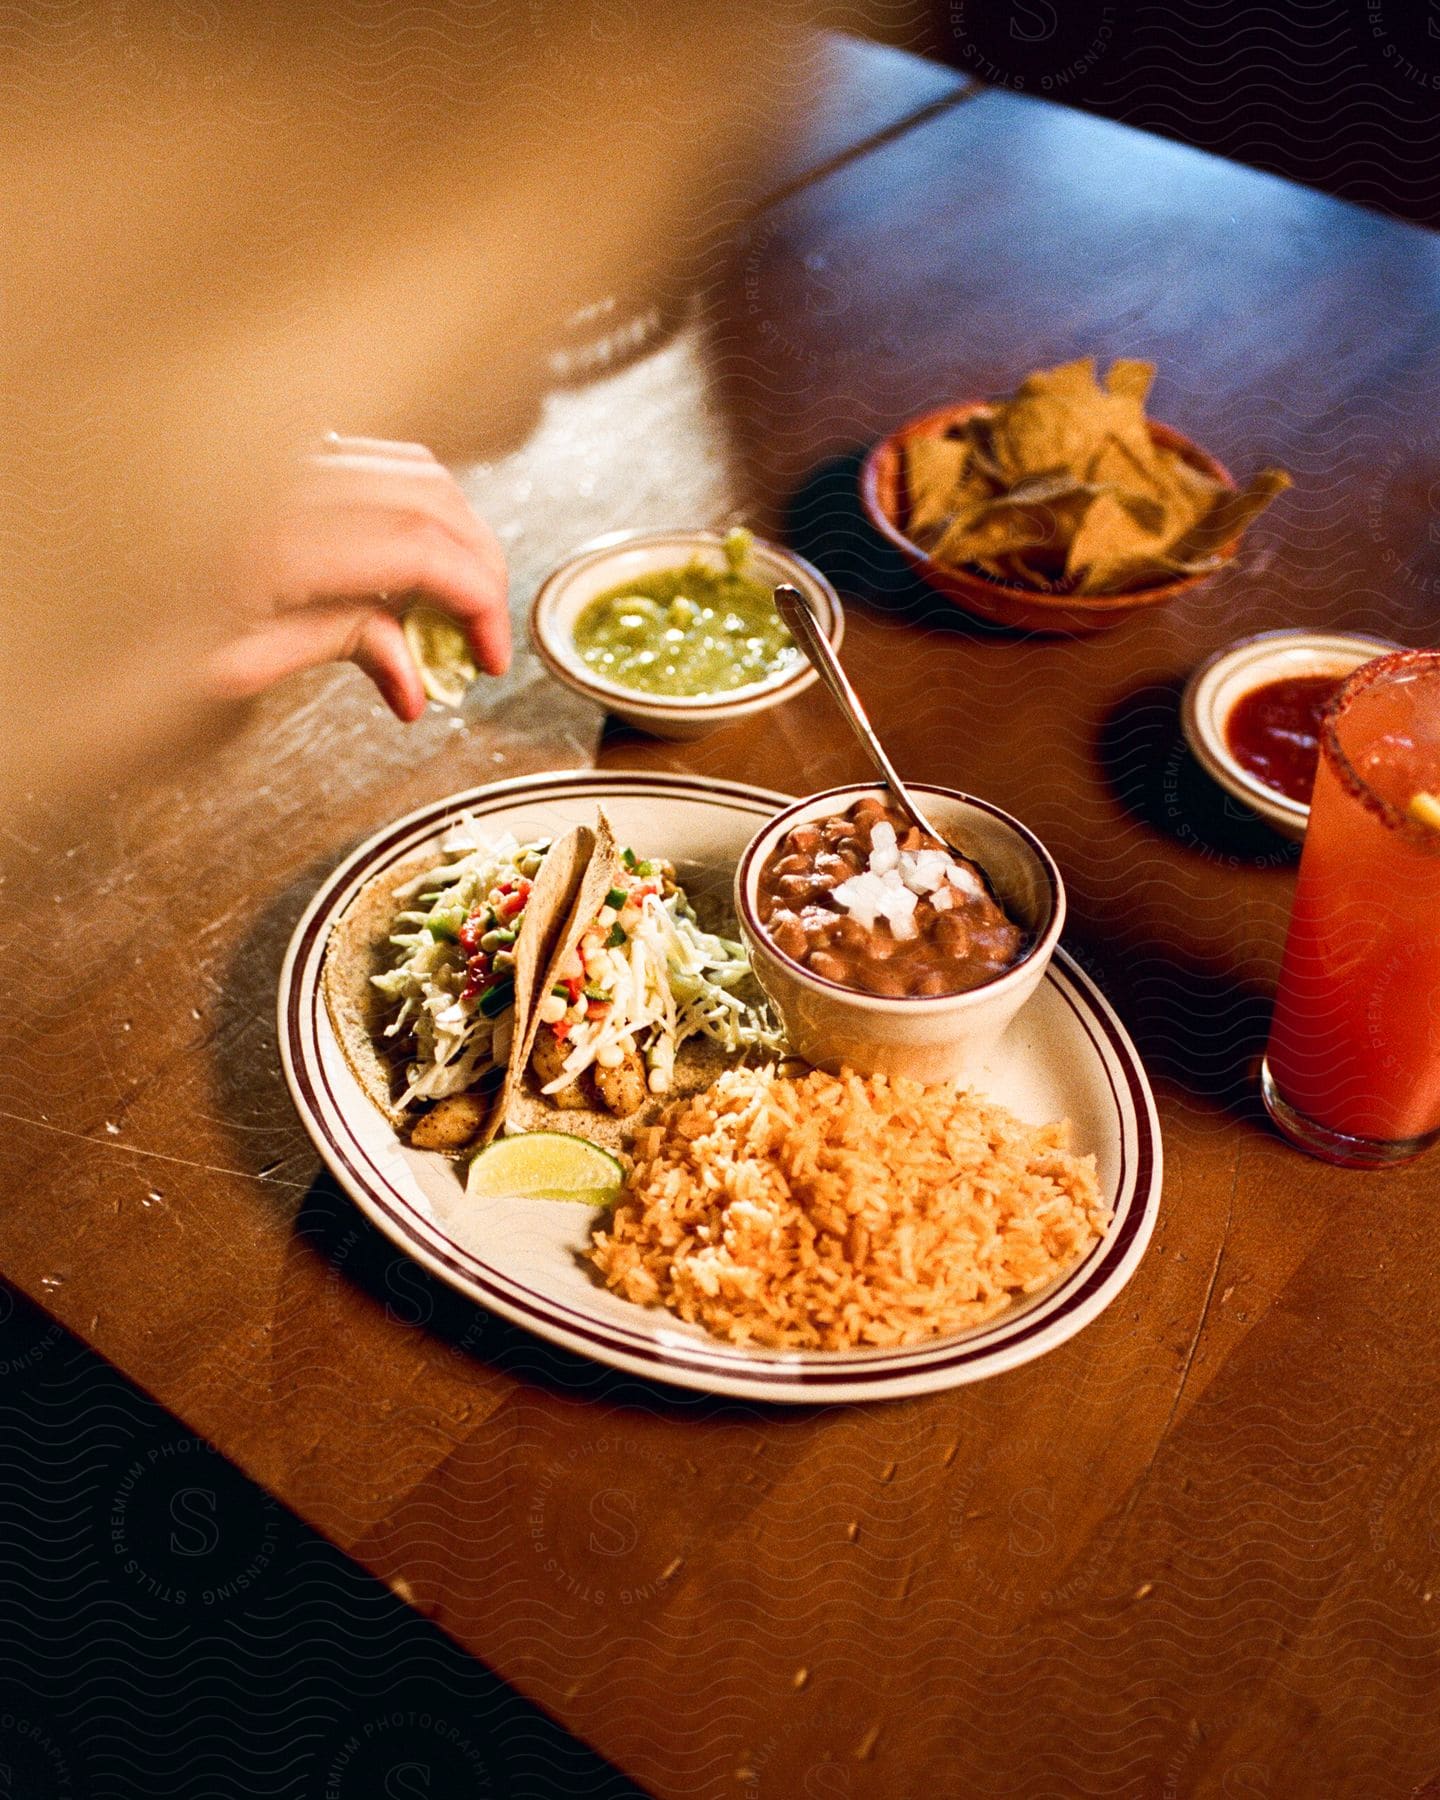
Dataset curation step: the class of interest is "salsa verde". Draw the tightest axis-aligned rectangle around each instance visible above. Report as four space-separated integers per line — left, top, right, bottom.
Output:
571 529 798 697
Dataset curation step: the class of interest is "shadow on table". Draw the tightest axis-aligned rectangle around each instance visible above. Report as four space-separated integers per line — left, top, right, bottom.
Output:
294 1168 829 1424
1061 917 1274 1128
1083 677 1292 1123
1097 677 1302 871
208 847 374 1201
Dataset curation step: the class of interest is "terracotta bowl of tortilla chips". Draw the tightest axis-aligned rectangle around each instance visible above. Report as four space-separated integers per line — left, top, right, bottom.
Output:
860 400 1240 635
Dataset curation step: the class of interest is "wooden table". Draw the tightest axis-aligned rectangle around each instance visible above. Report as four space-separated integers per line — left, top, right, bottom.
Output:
6 38 1440 1800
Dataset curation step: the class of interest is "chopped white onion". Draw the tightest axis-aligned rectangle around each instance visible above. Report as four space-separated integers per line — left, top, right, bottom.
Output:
948 863 982 898
899 848 950 894
831 819 983 939
867 820 899 875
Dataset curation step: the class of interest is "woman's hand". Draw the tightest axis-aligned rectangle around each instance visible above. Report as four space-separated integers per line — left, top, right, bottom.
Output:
206 436 509 721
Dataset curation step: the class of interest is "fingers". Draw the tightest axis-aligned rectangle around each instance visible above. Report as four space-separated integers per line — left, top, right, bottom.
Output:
205 603 373 701
304 439 505 589
269 515 511 676
204 602 427 722
392 521 510 676
295 457 502 570
350 610 427 722
218 437 511 717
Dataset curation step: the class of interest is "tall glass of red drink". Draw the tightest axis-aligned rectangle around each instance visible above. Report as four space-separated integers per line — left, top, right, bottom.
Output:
1262 649 1440 1166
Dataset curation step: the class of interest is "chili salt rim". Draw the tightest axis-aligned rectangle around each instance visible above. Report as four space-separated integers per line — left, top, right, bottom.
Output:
1320 649 1440 854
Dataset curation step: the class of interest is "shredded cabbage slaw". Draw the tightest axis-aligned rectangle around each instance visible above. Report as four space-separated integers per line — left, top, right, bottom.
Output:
533 850 781 1098
370 819 548 1107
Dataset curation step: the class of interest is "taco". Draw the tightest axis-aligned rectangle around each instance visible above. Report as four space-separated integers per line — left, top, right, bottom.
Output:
322 817 593 1151
504 811 782 1152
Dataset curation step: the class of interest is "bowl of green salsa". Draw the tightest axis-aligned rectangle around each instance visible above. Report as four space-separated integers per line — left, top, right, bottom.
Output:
531 526 844 739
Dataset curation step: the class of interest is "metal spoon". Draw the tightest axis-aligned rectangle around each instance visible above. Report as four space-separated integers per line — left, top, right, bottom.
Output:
774 583 959 853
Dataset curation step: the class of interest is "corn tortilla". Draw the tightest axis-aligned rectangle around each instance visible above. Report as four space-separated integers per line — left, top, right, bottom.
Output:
321 822 593 1146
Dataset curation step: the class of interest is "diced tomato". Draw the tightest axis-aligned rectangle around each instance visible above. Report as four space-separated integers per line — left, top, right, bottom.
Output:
553 1022 571 1043
460 942 495 1000
562 976 582 1003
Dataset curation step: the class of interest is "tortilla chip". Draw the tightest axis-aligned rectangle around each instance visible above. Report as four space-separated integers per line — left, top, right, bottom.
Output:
1146 454 1217 548
989 397 1088 486
903 433 974 539
1073 467 1292 593
960 411 1007 485
1086 431 1167 501
898 357 1290 595
1073 550 1205 596
1066 490 1163 582
938 476 1096 571
987 550 1057 590
1166 468 1293 563
1105 358 1156 405
992 382 1148 492
1018 357 1098 400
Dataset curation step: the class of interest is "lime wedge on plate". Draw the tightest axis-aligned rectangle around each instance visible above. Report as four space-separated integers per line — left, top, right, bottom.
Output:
403 606 478 708
466 1132 622 1207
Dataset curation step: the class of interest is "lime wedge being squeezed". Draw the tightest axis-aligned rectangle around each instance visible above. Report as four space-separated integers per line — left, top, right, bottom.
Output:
466 1131 623 1207
403 606 478 708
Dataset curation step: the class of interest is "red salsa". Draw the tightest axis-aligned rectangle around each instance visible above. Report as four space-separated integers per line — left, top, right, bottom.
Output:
1224 674 1344 805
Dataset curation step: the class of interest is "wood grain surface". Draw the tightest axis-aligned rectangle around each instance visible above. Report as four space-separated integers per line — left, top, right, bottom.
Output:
4 53 1440 1800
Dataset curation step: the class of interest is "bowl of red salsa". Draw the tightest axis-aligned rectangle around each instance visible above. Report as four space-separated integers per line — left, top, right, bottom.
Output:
1181 629 1399 837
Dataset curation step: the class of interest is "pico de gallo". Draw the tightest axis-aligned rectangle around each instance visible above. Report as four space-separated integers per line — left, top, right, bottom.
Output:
530 845 780 1117
372 821 551 1107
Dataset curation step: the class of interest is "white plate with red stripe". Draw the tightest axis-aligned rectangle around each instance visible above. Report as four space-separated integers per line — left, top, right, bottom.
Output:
279 770 1162 1403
